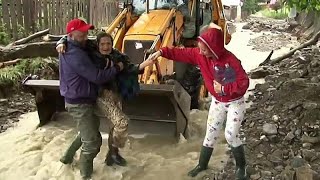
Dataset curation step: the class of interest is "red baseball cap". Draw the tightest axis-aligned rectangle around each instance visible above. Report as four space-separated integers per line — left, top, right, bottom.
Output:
66 19 94 34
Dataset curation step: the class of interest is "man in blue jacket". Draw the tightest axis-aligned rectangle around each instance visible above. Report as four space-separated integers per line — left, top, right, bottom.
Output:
59 19 124 180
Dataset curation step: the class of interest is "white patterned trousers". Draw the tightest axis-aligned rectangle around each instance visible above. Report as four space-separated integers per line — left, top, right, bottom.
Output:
203 97 246 148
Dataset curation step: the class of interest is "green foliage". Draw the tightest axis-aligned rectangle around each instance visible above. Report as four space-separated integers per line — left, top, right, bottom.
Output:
0 58 57 87
243 0 262 14
17 24 27 40
261 8 289 19
286 0 320 12
0 25 10 45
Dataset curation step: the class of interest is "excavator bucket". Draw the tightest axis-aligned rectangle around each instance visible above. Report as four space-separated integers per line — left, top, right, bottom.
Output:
22 77 191 139
123 80 191 138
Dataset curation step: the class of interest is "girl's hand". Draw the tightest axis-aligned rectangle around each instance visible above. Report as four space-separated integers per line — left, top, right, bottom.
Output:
147 51 161 61
213 80 222 93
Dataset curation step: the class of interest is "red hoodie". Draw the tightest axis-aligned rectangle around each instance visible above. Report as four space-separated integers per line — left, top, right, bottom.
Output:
160 28 249 103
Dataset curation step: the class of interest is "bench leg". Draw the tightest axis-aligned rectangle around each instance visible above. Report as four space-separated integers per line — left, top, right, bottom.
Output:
35 89 65 126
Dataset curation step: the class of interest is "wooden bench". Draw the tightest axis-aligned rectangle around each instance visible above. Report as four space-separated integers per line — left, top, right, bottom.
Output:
22 77 65 126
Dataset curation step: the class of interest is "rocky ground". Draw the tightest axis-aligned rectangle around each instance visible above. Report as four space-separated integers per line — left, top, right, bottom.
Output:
243 16 301 52
248 33 300 52
219 17 320 180
0 92 36 133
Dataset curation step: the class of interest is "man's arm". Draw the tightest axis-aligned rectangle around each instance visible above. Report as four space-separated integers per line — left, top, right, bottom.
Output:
63 53 122 85
56 36 97 53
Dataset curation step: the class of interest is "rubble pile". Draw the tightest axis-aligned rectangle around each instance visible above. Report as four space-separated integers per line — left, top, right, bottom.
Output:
219 42 320 180
242 17 291 33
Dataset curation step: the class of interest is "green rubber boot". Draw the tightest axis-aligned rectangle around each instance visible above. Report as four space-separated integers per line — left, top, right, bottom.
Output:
79 152 95 180
187 146 213 177
231 145 248 180
60 135 82 164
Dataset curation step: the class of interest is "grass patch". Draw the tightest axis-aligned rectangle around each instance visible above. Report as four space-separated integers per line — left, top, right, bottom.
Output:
261 8 289 19
0 58 58 87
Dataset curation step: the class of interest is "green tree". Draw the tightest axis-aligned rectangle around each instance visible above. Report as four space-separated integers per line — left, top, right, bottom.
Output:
286 0 320 11
243 0 261 14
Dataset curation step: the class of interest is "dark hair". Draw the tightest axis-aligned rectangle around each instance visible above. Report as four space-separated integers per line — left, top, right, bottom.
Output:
96 31 113 46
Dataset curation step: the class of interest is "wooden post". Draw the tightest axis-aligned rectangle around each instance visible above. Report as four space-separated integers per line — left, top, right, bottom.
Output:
2 0 11 38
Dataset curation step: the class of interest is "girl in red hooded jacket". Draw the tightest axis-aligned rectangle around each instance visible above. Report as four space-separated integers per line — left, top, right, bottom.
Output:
147 24 249 180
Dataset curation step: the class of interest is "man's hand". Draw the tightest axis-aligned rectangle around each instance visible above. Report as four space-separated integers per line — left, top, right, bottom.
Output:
56 44 66 54
117 62 124 71
147 51 161 61
104 59 114 69
213 80 222 94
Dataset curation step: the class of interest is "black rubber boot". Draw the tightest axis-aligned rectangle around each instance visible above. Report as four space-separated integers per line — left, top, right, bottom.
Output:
105 127 127 166
79 152 94 180
231 145 248 180
60 135 82 164
187 146 213 177
105 146 127 166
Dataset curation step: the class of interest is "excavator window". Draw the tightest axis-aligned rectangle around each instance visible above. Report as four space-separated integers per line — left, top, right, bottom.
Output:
182 0 212 38
132 0 188 15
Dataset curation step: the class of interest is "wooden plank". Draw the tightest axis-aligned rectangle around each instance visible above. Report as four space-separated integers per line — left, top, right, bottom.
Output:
63 0 68 32
22 0 30 33
16 0 23 27
89 0 94 24
90 0 95 25
10 0 18 39
105 1 109 26
85 0 89 21
30 0 35 32
95 1 103 24
48 0 51 31
55 0 60 34
94 0 98 24
79 0 82 19
69 0 74 19
79 0 82 18
82 0 85 20
51 0 56 34
2 0 11 37
59 0 64 34
49 0 56 34
60 0 64 34
61 0 65 33
101 0 104 25
57 0 62 34
64 0 69 23
31 0 36 32
76 0 79 18
38 0 43 30
24 80 60 88
43 0 49 28
108 2 112 25
80 0 84 19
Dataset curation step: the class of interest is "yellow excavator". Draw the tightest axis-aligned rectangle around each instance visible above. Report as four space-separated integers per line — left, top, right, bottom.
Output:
22 0 232 139
100 0 232 137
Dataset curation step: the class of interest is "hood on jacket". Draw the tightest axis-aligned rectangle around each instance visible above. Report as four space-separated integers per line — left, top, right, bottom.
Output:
197 28 227 59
